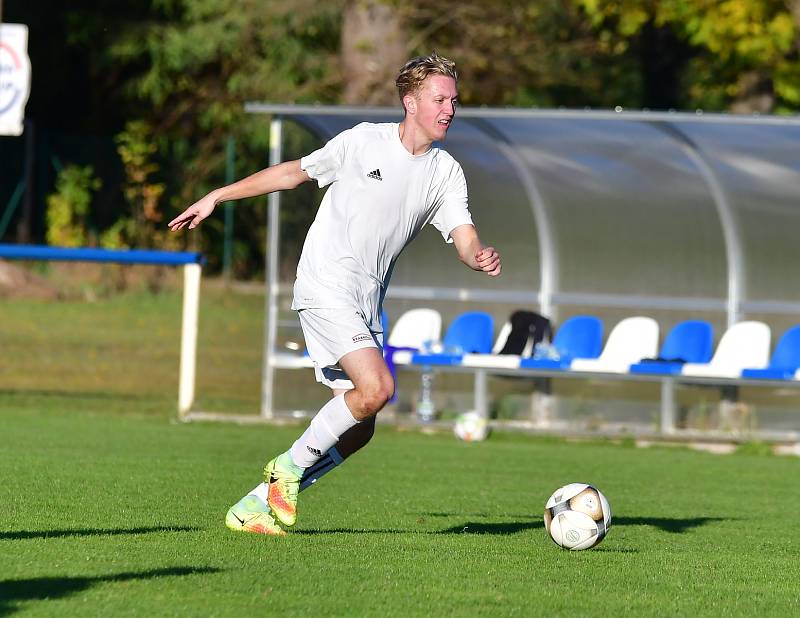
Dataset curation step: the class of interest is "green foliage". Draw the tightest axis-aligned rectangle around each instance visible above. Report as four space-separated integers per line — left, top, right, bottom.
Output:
90 0 344 275
107 1 342 193
397 1 626 108
45 165 102 248
577 0 800 112
107 120 179 253
41 0 800 275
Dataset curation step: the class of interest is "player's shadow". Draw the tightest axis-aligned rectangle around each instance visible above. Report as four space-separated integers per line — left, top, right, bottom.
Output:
0 526 200 540
298 516 726 536
0 566 220 616
294 521 544 535
614 516 727 533
438 521 544 535
420 512 529 519
293 528 409 535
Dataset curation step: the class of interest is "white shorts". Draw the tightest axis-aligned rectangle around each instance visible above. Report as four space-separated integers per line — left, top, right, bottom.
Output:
298 307 384 390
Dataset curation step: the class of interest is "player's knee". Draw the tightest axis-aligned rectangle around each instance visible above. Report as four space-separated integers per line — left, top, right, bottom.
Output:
380 373 396 406
364 385 392 414
360 375 394 414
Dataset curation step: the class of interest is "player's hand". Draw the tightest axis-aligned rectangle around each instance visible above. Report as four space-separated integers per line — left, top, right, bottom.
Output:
168 193 218 231
476 246 501 277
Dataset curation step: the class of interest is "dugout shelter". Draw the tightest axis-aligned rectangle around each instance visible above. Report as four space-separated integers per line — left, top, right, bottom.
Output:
211 105 800 433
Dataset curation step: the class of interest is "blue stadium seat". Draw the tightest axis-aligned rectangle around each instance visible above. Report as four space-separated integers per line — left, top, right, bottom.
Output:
629 320 714 375
412 311 494 366
741 325 800 380
519 315 603 370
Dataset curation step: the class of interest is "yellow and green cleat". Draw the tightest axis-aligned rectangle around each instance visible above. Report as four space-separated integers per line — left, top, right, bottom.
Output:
225 495 286 536
264 452 303 527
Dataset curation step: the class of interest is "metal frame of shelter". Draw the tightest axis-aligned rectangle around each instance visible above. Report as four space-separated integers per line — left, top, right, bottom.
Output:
236 104 800 424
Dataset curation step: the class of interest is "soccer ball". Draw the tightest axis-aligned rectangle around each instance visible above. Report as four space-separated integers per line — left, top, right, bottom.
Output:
543 483 612 550
453 411 489 442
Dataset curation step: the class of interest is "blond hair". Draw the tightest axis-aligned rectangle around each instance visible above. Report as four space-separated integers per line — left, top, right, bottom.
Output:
395 51 458 110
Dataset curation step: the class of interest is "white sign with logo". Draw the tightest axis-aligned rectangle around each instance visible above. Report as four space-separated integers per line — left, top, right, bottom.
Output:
0 24 32 136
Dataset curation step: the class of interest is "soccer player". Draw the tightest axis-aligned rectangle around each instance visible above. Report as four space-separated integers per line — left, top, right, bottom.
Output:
168 52 501 535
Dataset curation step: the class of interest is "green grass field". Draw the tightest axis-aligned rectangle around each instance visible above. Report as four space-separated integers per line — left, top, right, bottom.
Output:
1 284 799 616
1 403 799 616
0 284 266 415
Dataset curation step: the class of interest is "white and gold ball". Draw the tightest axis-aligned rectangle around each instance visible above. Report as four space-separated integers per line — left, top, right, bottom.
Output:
453 411 489 442
543 483 612 550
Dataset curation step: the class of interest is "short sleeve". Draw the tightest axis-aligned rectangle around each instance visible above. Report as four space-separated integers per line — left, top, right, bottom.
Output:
430 161 473 243
300 129 351 188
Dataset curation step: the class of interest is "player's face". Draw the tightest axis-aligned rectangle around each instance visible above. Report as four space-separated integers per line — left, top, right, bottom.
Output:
413 75 458 142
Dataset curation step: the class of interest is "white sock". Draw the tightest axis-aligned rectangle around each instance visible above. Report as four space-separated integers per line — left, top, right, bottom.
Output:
247 483 269 503
290 394 359 468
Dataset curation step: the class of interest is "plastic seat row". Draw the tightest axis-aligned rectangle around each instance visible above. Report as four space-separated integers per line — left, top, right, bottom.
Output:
386 308 800 381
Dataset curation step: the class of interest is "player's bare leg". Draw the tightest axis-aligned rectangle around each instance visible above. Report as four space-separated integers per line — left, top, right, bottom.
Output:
229 403 374 535
265 348 393 527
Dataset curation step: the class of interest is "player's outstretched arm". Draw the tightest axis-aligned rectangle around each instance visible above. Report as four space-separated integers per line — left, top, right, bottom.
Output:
450 224 501 277
168 160 311 231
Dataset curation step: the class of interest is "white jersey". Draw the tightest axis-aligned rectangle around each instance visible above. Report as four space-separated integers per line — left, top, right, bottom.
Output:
292 122 473 331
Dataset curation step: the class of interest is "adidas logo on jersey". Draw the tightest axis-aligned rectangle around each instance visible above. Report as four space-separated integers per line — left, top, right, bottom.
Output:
367 169 382 181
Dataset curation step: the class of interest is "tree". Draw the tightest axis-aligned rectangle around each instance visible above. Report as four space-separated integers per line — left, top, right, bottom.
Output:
394 1 629 108
45 165 102 248
104 0 341 185
100 0 344 274
341 0 407 105
26 0 800 279
101 120 178 252
577 0 800 113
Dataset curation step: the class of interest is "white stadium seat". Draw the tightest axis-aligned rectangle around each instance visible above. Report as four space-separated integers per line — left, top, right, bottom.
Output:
461 322 520 368
387 308 442 365
681 321 771 378
570 316 659 374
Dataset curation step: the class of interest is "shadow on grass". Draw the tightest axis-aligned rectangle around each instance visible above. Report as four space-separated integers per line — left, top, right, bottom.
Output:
0 566 221 616
294 521 543 535
420 511 531 519
440 521 543 535
0 526 200 540
296 516 727 536
444 516 728 535
0 388 152 402
293 528 409 535
613 516 727 533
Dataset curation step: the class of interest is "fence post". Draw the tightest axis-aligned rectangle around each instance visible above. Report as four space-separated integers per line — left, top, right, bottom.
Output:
178 262 202 418
261 116 283 419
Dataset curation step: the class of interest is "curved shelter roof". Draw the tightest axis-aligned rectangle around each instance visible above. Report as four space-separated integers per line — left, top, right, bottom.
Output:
247 104 800 327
